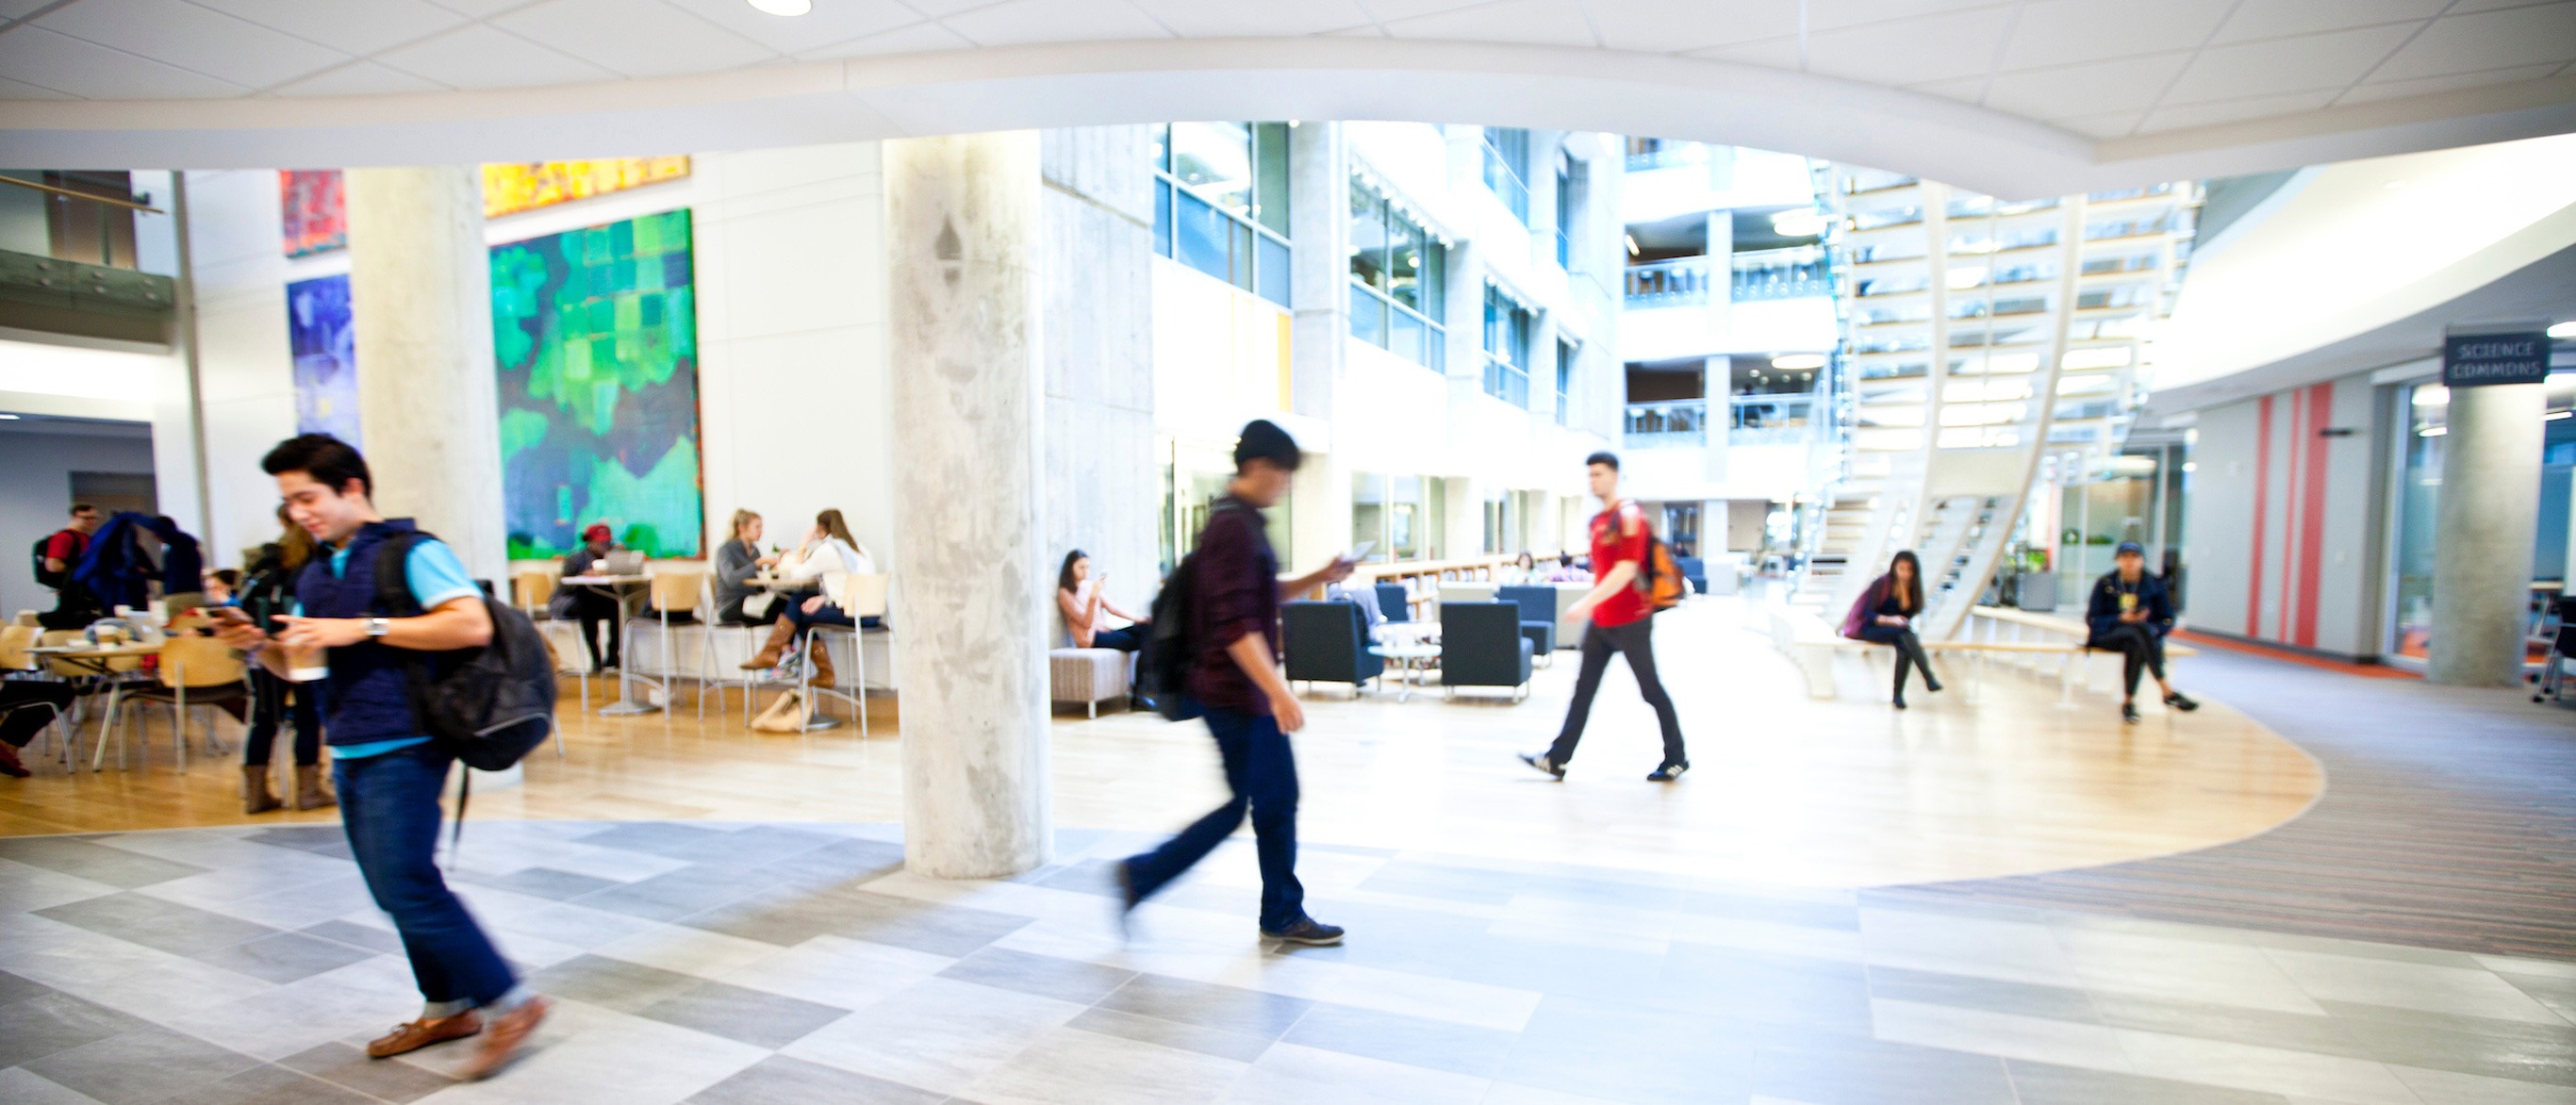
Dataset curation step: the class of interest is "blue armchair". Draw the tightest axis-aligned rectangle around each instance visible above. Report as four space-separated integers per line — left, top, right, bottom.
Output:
1374 583 1415 625
1282 601 1381 696
1675 556 1709 595
1440 602 1533 701
1493 585 1559 661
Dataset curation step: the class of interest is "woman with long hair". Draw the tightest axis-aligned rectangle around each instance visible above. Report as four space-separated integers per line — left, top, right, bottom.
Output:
739 509 876 684
1056 549 1148 651
712 509 781 625
1841 549 1942 708
239 503 330 812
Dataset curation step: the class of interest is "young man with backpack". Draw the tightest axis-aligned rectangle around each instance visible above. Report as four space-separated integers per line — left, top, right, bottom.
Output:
1520 451 1691 783
33 503 104 630
1118 420 1356 947
213 434 549 1079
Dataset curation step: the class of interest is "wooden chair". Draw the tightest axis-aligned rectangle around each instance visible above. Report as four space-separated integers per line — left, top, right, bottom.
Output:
112 635 246 773
515 569 558 618
0 624 75 770
808 572 889 738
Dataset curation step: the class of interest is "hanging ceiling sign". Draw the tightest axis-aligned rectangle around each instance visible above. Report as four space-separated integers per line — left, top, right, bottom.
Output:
2442 323 2549 388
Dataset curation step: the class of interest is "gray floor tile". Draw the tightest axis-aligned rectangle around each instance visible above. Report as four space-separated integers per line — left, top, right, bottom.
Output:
938 947 1135 1005
188 931 377 983
570 862 787 922
298 919 405 956
0 1066 111 1105
0 967 57 1006
277 1042 455 1104
1515 872 1686 912
826 890 1036 957
2501 971 2576 1022
1065 1006 1275 1064
34 891 279 957
240 827 349 855
681 884 866 948
1853 890 2049 925
757 838 908 891
527 953 711 1014
1864 964 2099 1022
20 1025 261 1105
638 980 853 1049
1497 995 1756 1105
1279 1001 1518 1078
1750 1025 2016 1105
1677 890 1860 932
152 1063 377 1105
2089 990 2372 1061
575 822 735 856
1024 857 1125 899
0 992 152 1068
0 838 206 889
1097 974 1313 1040
2005 1058 2294 1104
2322 999 2576 1086
1652 944 1874 1032
1357 861 1525 905
685 1054 944 1105
457 866 627 901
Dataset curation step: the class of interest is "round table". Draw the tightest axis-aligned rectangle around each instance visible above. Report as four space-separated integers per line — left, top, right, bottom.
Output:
1367 643 1442 702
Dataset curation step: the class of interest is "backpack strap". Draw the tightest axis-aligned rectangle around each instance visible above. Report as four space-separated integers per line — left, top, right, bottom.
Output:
371 533 424 618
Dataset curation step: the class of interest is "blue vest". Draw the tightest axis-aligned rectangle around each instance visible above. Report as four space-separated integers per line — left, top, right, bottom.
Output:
296 520 424 747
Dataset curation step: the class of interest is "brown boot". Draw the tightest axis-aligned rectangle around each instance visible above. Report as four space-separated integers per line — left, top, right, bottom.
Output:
294 764 336 811
740 618 798 669
804 638 834 686
242 764 282 815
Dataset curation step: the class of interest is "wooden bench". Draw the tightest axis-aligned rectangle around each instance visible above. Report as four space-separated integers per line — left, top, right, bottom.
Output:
1772 605 2194 701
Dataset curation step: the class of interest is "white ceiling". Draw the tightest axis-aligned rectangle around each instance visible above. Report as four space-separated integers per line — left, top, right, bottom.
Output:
3 0 2573 194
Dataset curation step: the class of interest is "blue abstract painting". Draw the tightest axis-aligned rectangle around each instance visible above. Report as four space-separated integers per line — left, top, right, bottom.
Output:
286 273 361 446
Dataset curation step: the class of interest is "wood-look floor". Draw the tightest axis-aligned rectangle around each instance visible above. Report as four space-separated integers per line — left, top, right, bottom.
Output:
0 598 2322 888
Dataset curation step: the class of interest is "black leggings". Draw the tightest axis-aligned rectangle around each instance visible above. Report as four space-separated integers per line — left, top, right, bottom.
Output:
1862 625 1938 693
0 681 78 749
571 592 621 669
1547 618 1686 767
2090 624 2167 698
243 668 321 767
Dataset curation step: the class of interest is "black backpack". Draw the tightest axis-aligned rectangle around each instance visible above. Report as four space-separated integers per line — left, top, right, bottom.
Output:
369 532 558 771
1137 554 1201 722
31 532 69 591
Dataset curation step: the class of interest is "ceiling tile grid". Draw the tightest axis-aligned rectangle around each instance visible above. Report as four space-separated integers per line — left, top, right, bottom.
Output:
34 0 349 88
490 0 776 78
1382 0 1600 47
939 0 1175 48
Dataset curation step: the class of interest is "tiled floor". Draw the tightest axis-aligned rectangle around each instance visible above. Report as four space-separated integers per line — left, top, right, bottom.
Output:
5 818 2572 1104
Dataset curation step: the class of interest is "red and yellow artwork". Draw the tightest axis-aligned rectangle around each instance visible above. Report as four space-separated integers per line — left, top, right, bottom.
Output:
481 157 691 218
279 170 344 257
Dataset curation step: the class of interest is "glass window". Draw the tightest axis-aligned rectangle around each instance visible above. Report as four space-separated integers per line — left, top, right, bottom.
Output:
1171 122 1253 217
1348 183 1387 289
1151 121 1291 307
2391 383 2444 660
1483 284 1530 407
1556 338 1576 426
1252 122 1290 238
1346 177 1445 371
1482 127 1530 223
1554 152 1575 269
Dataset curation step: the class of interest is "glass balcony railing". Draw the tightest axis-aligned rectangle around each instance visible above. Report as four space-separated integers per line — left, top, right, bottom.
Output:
1626 249 1834 307
1732 392 1818 444
1625 142 1712 172
1625 399 1707 447
1626 258 1711 306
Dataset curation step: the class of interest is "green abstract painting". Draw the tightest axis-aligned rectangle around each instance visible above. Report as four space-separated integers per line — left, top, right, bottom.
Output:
490 209 703 559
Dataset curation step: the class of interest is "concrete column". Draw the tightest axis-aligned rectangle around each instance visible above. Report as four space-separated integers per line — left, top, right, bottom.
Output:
1040 127 1158 620
2429 382 2544 686
886 133 1050 879
1288 122 1346 421
343 167 505 582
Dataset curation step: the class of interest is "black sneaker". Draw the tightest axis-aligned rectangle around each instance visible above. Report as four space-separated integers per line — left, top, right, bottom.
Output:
2121 701 2140 724
1647 761 1689 783
1114 859 1142 941
1518 751 1565 780
1261 917 1346 947
2163 691 2200 712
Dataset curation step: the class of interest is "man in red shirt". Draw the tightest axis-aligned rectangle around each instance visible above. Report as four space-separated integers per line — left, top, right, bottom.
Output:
36 503 104 630
1521 452 1689 782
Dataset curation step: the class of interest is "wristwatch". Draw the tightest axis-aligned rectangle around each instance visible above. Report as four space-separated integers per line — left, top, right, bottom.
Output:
366 617 391 638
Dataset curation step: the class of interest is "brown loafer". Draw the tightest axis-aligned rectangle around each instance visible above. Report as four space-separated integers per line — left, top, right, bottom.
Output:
461 996 550 1080
366 1012 481 1058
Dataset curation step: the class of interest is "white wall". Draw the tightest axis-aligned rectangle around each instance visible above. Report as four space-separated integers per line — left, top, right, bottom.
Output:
0 429 158 618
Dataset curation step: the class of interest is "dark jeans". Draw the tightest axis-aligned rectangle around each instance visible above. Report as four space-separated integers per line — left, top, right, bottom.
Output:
336 743 517 1007
0 680 77 748
1859 624 1939 694
1123 702 1306 931
2089 623 2167 698
1548 618 1687 768
243 668 321 767
783 601 856 635
1090 624 1147 652
571 593 621 670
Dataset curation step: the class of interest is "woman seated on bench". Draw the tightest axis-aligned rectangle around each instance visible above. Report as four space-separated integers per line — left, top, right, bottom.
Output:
1841 550 1941 709
1057 550 1148 651
2088 540 2198 724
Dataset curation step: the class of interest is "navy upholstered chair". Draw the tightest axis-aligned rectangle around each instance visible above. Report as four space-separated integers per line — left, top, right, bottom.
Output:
1282 601 1381 696
1493 585 1558 660
1375 583 1414 625
1675 556 1709 594
1439 602 1533 701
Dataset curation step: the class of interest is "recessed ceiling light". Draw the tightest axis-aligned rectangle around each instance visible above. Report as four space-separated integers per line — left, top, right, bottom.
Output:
747 0 810 14
2550 321 2575 339
1772 354 1827 370
0 413 18 420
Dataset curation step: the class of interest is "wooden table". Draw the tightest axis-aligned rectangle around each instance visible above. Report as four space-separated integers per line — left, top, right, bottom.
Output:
562 574 657 715
26 640 170 772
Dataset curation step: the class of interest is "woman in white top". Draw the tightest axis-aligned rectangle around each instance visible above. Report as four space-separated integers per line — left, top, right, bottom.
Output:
741 508 875 684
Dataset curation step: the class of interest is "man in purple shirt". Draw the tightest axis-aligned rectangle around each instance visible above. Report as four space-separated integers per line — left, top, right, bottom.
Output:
1120 421 1355 946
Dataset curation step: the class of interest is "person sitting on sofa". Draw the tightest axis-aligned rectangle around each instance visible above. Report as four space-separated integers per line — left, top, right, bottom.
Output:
1057 550 1148 651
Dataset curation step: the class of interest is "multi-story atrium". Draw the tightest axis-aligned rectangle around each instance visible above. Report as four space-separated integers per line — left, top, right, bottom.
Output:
2 2 2573 1102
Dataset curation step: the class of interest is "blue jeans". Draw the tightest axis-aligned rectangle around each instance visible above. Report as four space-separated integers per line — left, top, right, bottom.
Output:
336 743 517 1007
1123 703 1306 931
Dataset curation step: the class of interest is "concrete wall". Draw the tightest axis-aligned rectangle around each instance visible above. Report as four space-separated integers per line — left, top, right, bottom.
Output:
1041 127 1160 628
0 428 158 619
2183 369 2386 658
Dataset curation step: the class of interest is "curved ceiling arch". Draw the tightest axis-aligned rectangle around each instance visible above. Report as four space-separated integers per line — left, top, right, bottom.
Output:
5 36 2573 198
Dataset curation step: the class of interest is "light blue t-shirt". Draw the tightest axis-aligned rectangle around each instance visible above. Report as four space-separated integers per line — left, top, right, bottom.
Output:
295 536 481 759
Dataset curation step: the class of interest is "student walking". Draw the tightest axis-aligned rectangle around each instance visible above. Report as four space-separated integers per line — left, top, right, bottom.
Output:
1841 549 1942 709
1521 451 1689 782
236 503 331 813
2088 540 2200 724
215 435 547 1079
1118 421 1354 947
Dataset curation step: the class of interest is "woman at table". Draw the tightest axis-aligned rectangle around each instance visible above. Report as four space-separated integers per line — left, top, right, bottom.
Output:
1500 551 1540 585
739 509 874 684
1841 549 1941 709
1057 550 1148 651
561 522 623 672
712 509 782 626
235 506 328 812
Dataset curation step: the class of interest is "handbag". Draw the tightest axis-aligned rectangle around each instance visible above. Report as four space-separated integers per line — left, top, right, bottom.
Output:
751 688 807 733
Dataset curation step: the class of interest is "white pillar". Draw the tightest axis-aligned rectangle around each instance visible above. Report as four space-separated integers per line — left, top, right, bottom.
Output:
2429 382 2544 686
343 167 505 582
886 133 1051 880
